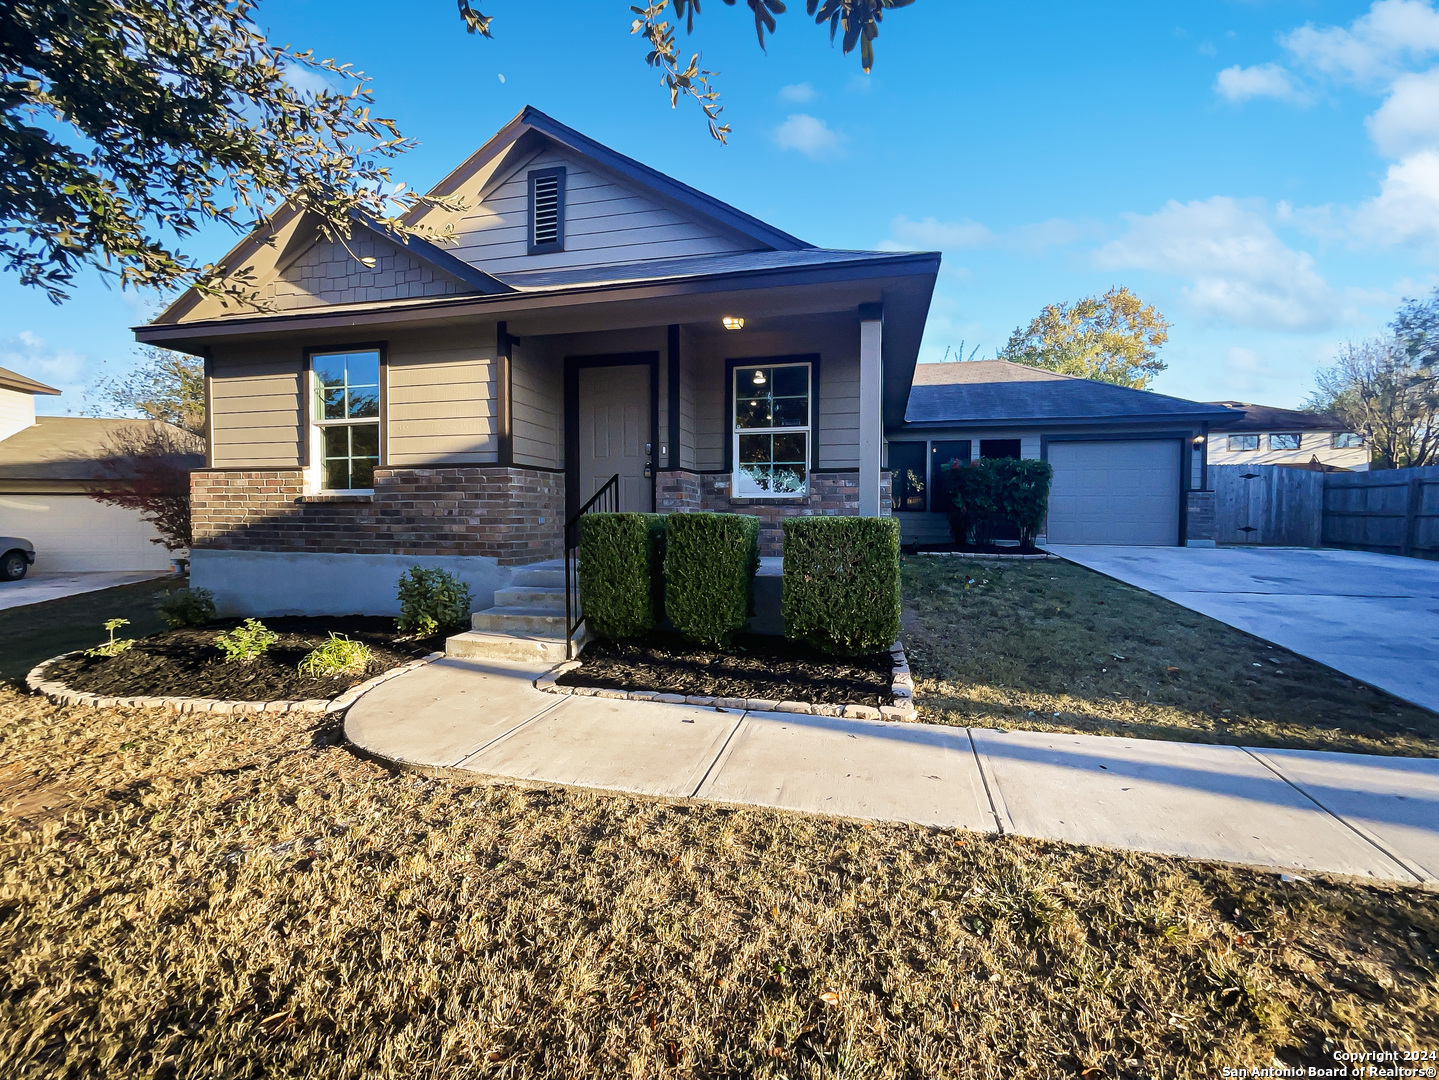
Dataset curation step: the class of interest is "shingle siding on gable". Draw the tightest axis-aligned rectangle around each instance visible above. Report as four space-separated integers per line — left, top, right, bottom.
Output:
448 147 764 273
264 232 468 312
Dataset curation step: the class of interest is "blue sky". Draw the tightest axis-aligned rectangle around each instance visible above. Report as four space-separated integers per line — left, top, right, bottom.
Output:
7 0 1439 414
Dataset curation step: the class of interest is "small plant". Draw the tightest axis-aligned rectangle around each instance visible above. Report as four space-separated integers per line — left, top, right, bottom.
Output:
215 618 279 663
396 566 472 637
298 634 374 678
156 586 217 628
86 618 135 658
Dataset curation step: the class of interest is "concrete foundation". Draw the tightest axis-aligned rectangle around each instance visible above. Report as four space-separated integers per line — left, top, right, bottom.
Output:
190 548 511 617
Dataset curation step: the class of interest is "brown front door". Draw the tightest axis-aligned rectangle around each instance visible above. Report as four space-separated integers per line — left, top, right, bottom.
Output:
577 364 652 512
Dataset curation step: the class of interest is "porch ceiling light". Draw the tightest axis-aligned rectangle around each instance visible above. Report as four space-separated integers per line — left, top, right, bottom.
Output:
722 316 745 331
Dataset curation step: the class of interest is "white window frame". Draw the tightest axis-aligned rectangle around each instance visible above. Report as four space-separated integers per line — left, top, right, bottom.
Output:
1227 434 1260 452
308 348 383 494
732 360 812 499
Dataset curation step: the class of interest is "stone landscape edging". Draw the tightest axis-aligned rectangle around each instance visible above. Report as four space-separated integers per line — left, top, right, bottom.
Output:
25 650 446 717
532 641 918 722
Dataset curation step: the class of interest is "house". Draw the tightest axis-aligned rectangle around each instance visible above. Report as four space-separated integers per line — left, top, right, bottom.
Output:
0 367 201 572
890 361 1237 547
135 107 939 615
1206 401 1368 471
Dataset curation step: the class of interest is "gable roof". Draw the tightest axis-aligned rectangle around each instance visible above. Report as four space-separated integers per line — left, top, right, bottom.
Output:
0 366 61 396
1207 401 1346 433
904 360 1236 426
416 106 812 253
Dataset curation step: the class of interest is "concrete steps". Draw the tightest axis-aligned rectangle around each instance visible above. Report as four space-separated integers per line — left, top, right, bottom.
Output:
445 559 572 662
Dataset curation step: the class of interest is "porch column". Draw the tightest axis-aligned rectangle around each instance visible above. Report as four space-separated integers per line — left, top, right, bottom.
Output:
858 302 884 516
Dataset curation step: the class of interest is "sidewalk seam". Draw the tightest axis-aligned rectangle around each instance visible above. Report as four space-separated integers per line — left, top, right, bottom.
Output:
966 729 1007 836
1239 746 1426 883
449 697 569 769
689 712 748 798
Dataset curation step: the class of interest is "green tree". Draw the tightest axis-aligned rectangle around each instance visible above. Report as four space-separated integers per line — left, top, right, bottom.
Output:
999 287 1171 389
88 347 205 437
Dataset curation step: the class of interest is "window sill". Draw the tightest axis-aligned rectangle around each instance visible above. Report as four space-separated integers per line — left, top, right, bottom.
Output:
300 492 374 504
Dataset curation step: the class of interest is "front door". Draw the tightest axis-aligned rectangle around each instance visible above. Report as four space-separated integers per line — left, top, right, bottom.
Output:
577 364 652 512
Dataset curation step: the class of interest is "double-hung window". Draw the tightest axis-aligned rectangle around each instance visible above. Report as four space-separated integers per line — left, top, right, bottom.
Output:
733 362 811 497
312 349 381 491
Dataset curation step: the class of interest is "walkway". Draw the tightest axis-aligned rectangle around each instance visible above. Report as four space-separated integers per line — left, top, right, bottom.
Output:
1047 545 1439 714
345 657 1439 887
0 570 173 612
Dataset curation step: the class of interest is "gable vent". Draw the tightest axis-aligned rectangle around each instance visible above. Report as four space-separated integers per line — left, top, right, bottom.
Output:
528 168 565 254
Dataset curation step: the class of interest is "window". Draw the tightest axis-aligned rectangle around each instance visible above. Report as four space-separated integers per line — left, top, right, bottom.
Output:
1270 433 1302 450
527 167 566 254
930 440 972 508
733 362 810 496
889 442 927 512
1227 434 1259 451
1333 431 1364 448
312 349 380 491
980 439 1021 460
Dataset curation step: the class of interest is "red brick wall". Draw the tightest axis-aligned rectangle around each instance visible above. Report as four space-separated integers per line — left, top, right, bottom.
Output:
191 466 564 565
656 469 893 557
1186 490 1216 542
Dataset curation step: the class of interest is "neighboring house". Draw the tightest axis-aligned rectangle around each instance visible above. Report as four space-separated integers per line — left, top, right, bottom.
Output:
890 361 1237 547
0 367 201 571
1206 401 1368 471
135 107 939 614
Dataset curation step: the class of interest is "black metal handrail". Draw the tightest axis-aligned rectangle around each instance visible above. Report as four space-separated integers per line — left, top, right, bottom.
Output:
564 473 619 658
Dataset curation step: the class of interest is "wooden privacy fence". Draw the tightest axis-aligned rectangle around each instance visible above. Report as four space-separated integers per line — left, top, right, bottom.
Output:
1211 464 1439 559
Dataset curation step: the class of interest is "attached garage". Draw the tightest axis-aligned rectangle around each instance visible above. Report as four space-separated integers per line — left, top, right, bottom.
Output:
1045 439 1181 546
0 494 173 571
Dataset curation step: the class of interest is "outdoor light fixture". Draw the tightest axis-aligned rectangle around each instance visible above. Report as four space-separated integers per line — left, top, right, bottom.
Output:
1193 435 1206 445
752 369 766 386
722 316 745 330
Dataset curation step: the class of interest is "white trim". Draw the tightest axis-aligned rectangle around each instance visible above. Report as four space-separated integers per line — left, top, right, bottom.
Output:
731 360 813 499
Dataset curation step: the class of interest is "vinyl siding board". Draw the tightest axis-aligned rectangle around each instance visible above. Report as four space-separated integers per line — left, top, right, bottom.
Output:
511 340 562 470
386 331 498 466
209 347 303 467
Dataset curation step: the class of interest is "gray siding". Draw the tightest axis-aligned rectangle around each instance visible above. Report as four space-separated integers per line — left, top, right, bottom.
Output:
511 338 562 470
209 344 303 467
386 329 498 466
449 147 763 273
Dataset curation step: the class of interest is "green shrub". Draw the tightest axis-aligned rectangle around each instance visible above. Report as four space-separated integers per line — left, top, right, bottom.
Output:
396 566 472 637
156 587 216 628
578 513 665 640
215 619 279 663
782 516 901 654
942 458 1053 549
298 634 374 677
86 618 135 658
664 512 759 646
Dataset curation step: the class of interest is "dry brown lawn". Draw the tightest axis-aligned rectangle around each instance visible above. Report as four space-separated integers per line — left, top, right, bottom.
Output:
903 555 1439 757
1 685 1436 1078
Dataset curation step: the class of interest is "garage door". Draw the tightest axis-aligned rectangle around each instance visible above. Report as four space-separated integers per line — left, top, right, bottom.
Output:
0 495 173 571
1046 440 1181 546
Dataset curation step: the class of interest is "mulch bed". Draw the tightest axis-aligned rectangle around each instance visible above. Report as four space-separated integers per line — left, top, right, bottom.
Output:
45 617 446 702
557 632 893 706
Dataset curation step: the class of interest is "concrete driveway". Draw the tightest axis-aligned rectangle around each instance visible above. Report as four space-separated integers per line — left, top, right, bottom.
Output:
1046 545 1439 714
0 570 172 612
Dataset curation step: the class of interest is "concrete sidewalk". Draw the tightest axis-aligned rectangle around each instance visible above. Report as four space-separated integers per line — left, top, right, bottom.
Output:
345 657 1439 886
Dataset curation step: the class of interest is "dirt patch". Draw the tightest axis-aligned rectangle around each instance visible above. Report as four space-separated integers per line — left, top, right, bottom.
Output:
558 632 893 705
0 685 1435 1076
903 555 1439 755
43 616 444 702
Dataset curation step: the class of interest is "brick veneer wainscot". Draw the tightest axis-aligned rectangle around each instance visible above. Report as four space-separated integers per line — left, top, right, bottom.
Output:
1185 490 1216 542
657 469 893 556
191 466 564 565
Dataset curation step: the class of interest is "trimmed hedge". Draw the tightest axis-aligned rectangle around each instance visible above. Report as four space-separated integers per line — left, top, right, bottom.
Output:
577 513 666 640
664 512 759 646
942 457 1053 549
781 516 901 654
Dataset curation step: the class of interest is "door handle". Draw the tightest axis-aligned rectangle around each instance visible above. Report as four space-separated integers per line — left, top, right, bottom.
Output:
644 460 652 478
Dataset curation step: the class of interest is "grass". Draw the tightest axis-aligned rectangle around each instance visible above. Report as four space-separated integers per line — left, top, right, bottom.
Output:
902 555 1439 757
1 686 1436 1077
0 576 175 683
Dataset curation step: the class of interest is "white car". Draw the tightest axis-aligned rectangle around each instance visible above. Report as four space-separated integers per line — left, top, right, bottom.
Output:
1 537 36 581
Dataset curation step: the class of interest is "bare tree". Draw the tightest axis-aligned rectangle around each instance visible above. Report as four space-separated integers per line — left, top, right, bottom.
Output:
1310 336 1439 469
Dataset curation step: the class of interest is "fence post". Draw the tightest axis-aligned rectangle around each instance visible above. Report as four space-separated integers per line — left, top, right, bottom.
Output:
1403 477 1423 558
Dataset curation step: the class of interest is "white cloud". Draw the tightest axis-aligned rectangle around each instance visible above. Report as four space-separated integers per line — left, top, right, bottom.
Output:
1095 197 1340 331
778 82 817 103
1366 67 1439 154
771 113 843 159
1215 63 1307 103
885 216 993 250
1 331 89 405
1283 0 1439 85
1352 148 1439 244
